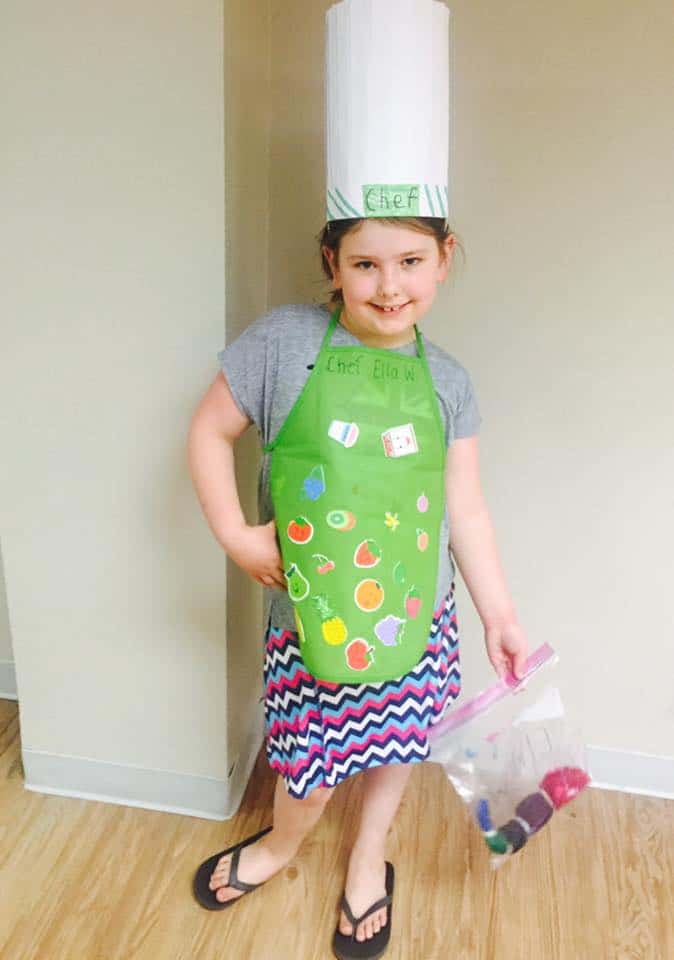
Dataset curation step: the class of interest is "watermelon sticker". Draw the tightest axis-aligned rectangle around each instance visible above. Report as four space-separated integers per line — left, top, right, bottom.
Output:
353 539 382 568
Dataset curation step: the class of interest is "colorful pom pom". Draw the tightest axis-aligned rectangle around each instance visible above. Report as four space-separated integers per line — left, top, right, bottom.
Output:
539 766 591 809
516 791 554 833
500 819 528 853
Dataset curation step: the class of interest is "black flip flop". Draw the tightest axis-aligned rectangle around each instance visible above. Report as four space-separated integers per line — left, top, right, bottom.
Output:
192 825 273 910
332 861 395 960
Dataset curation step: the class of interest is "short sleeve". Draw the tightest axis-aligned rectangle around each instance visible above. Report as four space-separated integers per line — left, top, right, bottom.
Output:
453 367 482 441
217 314 273 432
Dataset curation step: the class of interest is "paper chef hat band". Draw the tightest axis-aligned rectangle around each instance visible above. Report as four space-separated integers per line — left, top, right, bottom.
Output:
325 0 450 222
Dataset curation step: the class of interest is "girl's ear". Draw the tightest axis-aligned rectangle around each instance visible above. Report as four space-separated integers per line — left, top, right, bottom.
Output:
437 234 455 282
322 245 341 286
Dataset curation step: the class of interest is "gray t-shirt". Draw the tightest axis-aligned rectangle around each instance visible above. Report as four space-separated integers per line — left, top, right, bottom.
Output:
218 303 481 635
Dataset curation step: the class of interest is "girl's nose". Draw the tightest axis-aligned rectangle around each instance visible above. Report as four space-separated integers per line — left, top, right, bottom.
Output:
377 267 399 298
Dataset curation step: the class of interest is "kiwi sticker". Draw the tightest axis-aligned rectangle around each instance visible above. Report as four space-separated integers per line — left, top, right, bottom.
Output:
326 509 356 531
301 465 326 502
345 638 374 671
374 614 406 647
354 579 384 612
284 563 310 603
353 539 382 568
287 516 314 544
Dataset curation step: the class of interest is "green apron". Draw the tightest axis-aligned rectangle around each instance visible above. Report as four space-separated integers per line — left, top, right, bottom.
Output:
263 305 446 682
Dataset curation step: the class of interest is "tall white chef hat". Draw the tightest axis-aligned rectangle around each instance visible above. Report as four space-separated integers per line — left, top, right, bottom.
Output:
325 0 451 222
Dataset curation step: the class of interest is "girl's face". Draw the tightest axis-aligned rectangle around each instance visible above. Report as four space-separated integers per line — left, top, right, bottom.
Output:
323 220 454 348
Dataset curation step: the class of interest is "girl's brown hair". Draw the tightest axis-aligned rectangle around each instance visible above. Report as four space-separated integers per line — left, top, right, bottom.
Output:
318 217 458 305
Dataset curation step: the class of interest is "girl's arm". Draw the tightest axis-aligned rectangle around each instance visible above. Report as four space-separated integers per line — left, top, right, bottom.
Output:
187 372 286 589
445 436 528 678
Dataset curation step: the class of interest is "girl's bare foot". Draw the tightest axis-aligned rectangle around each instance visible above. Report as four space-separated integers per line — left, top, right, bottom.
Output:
338 846 388 943
208 831 296 903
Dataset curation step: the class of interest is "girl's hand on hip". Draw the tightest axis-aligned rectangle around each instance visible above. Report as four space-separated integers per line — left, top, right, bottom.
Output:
228 520 286 590
484 621 528 680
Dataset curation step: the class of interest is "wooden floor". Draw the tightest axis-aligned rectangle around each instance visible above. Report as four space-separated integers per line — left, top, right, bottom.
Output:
1 699 672 960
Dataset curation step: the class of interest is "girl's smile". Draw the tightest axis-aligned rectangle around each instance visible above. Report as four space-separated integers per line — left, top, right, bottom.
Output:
323 220 454 348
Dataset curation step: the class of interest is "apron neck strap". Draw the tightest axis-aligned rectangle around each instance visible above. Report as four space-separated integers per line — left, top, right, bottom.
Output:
322 303 424 358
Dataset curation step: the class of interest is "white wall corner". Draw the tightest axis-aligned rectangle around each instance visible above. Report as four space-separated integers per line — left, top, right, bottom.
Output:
0 660 18 700
587 745 674 800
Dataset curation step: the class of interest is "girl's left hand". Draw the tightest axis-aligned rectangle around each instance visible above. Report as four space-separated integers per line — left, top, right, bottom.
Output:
484 621 529 680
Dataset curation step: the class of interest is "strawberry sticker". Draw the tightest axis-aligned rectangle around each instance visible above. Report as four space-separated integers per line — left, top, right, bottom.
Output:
405 586 422 619
353 539 382 568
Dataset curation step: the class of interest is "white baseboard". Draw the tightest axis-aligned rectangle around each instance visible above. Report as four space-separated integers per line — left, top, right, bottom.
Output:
0 659 18 700
587 745 674 800
23 701 265 821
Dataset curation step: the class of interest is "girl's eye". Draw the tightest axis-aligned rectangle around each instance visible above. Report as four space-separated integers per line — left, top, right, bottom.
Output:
403 257 422 267
355 261 374 270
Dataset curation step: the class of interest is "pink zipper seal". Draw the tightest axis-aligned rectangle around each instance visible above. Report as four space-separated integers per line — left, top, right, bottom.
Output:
428 642 558 740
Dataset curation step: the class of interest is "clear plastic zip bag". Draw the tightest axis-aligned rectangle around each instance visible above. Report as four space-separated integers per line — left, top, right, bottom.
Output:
427 644 591 868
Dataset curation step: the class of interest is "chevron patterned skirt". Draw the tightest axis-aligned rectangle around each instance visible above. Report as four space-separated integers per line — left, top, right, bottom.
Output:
263 584 461 799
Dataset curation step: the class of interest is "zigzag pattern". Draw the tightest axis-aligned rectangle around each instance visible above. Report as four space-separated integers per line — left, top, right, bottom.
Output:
263 588 462 799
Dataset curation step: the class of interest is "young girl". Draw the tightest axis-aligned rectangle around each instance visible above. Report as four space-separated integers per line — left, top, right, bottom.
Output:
188 215 528 960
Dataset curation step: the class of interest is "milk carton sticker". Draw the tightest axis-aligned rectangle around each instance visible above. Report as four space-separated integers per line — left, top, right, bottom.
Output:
381 423 418 458
328 419 360 448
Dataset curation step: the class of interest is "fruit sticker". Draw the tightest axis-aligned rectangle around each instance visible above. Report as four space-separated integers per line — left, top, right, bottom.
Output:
354 579 384 612
375 614 406 647
353 539 382 568
293 607 306 645
312 553 335 575
381 423 418 458
326 509 356 531
404 586 422 619
301 465 326 501
345 638 374 671
392 561 406 586
416 492 429 513
312 593 348 645
287 516 314 544
416 528 429 552
384 512 400 532
328 419 360 448
285 564 310 602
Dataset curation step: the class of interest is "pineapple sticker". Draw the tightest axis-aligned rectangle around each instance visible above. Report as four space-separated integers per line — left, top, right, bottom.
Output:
312 593 348 646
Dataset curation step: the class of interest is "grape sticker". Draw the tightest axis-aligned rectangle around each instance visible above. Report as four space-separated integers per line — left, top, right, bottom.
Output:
345 638 374 671
312 553 336 575
284 563 310 602
416 492 429 513
374 614 406 647
326 509 356 531
287 516 314 544
416 528 429 552
354 579 385 612
301 465 326 501
353 539 382 568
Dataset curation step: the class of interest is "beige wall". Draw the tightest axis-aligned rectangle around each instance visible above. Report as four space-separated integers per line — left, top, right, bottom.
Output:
0 2 231 788
0 545 14 665
268 1 674 759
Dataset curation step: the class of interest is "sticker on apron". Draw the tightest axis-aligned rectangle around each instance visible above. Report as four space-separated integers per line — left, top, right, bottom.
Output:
392 561 407 585
326 509 356 531
384 512 400 532
301 465 326 501
382 423 418 458
416 492 429 513
285 563 310 602
404 586 422 619
354 579 385 612
287 516 314 544
353 539 382 568
416 528 429 551
374 614 406 647
294 608 306 644
313 593 348 645
345 638 374 671
328 419 360 448
312 553 336 574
